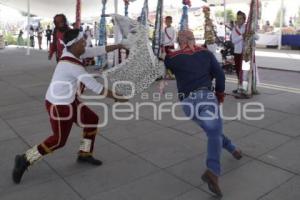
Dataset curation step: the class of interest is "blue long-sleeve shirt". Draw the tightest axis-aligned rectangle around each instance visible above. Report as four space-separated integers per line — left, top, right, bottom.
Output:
164 47 225 100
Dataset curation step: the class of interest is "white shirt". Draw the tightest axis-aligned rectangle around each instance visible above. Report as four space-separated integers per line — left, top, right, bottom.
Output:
45 46 106 105
162 26 176 47
216 24 225 38
85 29 93 47
231 24 246 54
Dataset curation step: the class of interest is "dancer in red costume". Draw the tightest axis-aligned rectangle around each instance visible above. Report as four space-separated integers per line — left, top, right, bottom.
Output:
13 29 128 184
49 14 70 62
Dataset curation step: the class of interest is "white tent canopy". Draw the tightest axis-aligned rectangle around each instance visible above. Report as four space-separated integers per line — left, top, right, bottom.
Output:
0 0 209 19
0 0 121 19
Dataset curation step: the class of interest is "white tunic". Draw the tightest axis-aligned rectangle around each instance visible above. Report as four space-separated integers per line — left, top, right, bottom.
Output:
45 47 106 105
161 26 176 47
231 24 246 54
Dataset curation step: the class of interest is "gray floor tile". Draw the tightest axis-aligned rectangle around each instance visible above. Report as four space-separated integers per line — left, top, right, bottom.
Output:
89 171 192 200
259 176 300 200
102 119 164 142
241 109 291 129
65 155 159 199
172 188 212 200
0 179 82 200
236 129 291 157
200 160 294 200
266 116 300 137
167 152 251 187
0 139 59 194
0 119 17 141
259 138 300 174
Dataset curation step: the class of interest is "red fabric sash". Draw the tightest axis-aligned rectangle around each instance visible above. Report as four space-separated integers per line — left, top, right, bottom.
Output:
165 27 173 41
60 56 84 66
60 56 85 94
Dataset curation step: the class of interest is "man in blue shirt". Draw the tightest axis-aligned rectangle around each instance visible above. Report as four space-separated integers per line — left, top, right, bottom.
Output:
164 30 242 197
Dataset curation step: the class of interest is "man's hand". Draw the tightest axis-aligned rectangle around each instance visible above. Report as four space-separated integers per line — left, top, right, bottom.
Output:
215 92 225 104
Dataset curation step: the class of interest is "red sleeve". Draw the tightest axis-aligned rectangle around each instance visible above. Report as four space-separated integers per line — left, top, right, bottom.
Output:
49 42 56 58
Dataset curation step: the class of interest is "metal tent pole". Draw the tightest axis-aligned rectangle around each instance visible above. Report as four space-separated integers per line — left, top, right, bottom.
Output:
26 0 30 55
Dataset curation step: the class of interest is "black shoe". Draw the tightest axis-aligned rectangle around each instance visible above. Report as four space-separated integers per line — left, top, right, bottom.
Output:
77 155 102 166
12 154 30 184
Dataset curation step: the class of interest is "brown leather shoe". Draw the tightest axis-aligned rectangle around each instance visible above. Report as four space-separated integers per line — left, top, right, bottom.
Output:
232 149 243 160
201 170 223 197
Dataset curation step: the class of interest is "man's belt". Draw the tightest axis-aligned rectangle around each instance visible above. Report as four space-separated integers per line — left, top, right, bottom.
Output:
179 86 214 101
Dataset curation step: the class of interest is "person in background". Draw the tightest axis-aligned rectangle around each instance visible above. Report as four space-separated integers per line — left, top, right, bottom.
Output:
37 23 44 50
17 30 24 47
49 14 70 62
45 25 52 50
231 11 246 94
94 22 99 46
84 26 93 48
161 16 177 55
29 26 35 48
161 16 177 79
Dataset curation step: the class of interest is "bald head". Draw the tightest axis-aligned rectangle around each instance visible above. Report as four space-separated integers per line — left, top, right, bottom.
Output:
178 30 196 50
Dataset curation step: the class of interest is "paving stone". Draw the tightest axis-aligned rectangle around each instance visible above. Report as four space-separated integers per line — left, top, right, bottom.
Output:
65 155 159 199
102 119 164 142
167 152 251 187
23 129 118 177
260 138 300 174
0 101 44 120
259 176 300 200
89 171 192 200
261 93 300 116
241 108 290 129
200 160 294 200
172 188 211 200
172 120 204 135
0 119 17 141
118 128 205 154
0 138 59 195
236 129 291 157
0 179 82 200
266 116 300 137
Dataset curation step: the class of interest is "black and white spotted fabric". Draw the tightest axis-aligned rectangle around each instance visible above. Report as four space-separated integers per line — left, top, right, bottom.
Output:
102 15 165 96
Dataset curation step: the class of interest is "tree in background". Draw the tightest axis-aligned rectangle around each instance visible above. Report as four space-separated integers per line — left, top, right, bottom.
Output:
215 9 235 23
296 7 300 28
274 7 286 27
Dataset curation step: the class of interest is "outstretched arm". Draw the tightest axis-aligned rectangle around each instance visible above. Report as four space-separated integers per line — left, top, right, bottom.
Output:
81 44 126 58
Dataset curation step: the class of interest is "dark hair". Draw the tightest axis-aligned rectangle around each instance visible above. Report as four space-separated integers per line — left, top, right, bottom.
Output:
165 16 172 20
63 29 80 44
237 11 246 21
53 14 68 26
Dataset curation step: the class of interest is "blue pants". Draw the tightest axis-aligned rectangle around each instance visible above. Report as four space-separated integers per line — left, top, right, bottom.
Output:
182 90 236 176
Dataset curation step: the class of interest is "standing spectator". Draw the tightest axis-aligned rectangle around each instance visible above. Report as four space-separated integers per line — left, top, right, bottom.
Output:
93 21 99 46
85 26 93 48
17 30 24 47
161 16 176 55
37 23 44 50
231 11 246 94
45 25 52 49
49 14 70 62
29 26 35 48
